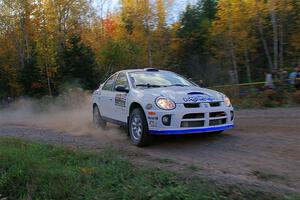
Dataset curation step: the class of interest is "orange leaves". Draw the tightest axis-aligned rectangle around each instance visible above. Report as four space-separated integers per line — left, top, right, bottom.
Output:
103 14 119 37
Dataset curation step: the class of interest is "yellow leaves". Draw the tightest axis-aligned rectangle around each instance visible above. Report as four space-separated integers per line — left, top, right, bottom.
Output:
118 0 171 66
211 0 258 48
156 0 166 31
80 167 95 175
290 35 300 49
35 32 58 78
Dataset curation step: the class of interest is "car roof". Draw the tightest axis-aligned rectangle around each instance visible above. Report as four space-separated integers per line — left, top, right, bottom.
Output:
118 68 168 74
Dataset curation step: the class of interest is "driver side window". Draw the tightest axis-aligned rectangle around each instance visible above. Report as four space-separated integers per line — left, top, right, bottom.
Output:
114 73 129 90
102 74 117 91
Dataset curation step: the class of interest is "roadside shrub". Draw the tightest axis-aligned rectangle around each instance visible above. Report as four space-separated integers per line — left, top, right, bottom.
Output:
231 89 299 109
292 90 300 104
232 95 261 109
260 89 280 107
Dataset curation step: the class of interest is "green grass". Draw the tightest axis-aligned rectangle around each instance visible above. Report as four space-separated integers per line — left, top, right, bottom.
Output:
0 138 298 200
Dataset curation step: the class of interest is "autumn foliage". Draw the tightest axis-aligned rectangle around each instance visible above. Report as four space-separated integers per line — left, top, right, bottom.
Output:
0 0 300 99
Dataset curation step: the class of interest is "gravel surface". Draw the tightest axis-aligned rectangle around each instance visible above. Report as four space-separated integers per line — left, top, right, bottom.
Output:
1 107 300 194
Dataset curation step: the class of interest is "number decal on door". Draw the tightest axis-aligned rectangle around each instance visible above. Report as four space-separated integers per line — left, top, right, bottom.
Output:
115 94 127 107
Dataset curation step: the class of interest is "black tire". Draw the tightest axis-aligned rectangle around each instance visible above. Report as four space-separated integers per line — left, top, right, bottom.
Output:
93 106 106 129
128 108 154 147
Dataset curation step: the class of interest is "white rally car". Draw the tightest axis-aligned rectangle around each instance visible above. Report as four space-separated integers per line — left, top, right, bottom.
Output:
92 68 234 146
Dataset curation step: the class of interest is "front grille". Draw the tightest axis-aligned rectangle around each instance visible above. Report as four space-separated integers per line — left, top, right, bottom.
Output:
209 102 221 107
184 103 200 108
183 113 204 119
180 111 228 128
209 112 226 118
181 121 204 127
184 102 221 108
209 119 227 126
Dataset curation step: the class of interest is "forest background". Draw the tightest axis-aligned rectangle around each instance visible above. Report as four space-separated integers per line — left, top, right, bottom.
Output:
1 0 300 99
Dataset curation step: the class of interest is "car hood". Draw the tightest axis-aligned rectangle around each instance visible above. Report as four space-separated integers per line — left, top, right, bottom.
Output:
136 86 224 103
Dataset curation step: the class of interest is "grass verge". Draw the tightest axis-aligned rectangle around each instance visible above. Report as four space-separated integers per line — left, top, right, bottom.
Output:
0 138 298 200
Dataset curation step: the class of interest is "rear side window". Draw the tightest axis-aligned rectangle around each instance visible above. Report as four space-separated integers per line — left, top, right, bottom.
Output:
102 74 117 91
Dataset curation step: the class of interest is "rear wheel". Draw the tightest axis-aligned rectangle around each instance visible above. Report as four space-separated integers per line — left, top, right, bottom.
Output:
93 106 106 129
128 108 154 147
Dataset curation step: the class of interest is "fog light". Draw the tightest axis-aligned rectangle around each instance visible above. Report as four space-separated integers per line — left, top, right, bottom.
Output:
162 115 171 126
230 111 234 121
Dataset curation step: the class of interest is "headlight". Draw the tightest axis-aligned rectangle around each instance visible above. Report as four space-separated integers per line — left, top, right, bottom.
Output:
155 97 176 110
224 96 232 107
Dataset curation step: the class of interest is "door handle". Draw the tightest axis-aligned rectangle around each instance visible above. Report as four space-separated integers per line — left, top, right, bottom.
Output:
109 98 113 101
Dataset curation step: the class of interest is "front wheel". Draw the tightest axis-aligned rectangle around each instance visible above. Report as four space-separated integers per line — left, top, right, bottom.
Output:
128 108 154 147
93 106 106 129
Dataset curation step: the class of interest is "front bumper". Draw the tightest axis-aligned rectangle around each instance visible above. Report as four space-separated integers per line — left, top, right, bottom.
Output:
149 124 234 135
146 102 234 135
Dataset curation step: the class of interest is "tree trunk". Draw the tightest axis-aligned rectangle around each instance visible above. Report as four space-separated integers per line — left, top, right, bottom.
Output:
244 48 252 83
230 44 239 85
47 75 52 96
17 17 27 69
147 34 153 67
256 1 273 72
228 31 239 84
279 21 284 69
16 37 25 69
98 0 108 35
258 23 273 72
229 70 235 85
145 13 153 67
226 7 239 85
268 0 279 72
45 64 52 96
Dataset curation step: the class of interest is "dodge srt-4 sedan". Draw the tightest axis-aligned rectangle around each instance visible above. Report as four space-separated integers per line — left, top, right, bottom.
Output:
92 68 234 146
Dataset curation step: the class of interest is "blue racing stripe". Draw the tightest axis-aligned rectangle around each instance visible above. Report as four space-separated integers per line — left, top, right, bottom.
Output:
149 124 234 135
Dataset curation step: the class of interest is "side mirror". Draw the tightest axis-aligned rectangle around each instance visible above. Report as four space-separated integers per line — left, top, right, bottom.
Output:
115 85 129 93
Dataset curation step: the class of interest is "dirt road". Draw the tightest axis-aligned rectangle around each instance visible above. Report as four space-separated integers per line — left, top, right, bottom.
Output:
1 107 300 194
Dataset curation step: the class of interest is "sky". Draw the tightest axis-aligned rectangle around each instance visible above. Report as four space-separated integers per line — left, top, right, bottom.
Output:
93 0 198 22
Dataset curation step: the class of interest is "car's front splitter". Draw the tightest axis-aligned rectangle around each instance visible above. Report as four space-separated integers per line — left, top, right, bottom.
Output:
148 124 234 135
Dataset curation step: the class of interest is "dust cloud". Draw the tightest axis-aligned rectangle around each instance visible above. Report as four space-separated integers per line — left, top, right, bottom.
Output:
0 88 124 139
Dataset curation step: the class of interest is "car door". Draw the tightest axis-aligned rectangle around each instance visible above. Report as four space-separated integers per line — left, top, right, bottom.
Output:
112 72 130 122
99 74 117 119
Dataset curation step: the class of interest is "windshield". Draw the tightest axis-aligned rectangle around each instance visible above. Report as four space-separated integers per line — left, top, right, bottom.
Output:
129 71 193 88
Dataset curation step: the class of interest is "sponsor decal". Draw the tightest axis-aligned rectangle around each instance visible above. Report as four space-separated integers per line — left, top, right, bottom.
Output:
148 116 158 120
183 95 215 103
149 120 157 127
115 94 127 107
148 111 156 115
